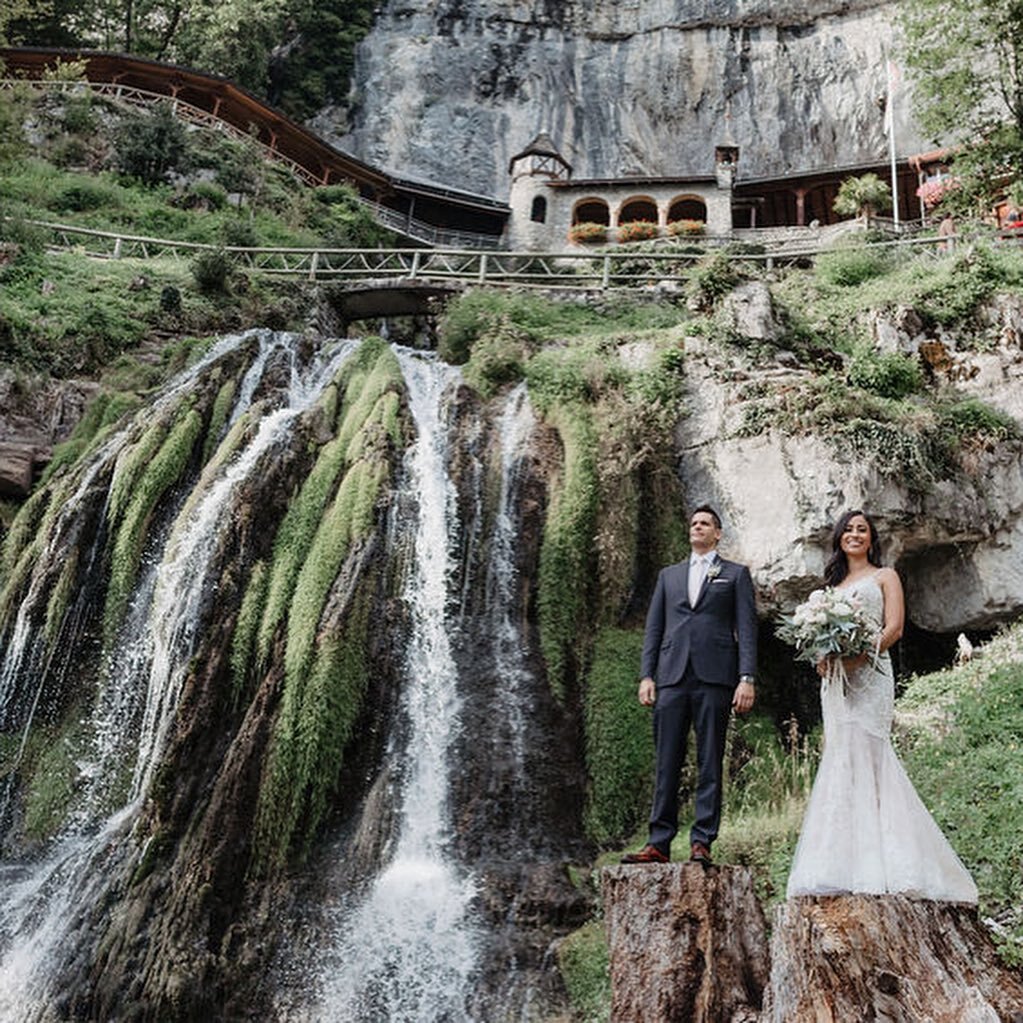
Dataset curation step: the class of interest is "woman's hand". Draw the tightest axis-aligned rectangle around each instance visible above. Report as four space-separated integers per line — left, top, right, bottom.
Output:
841 652 868 673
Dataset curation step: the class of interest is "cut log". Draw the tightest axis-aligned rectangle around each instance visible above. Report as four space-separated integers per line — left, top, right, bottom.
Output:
765 895 1023 1023
601 863 769 1023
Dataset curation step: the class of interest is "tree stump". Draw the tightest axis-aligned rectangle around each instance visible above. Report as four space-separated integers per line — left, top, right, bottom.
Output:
601 863 769 1023
765 895 1023 1023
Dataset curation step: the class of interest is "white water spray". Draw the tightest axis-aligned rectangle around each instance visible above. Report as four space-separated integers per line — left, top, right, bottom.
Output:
316 349 481 1022
0 335 354 1019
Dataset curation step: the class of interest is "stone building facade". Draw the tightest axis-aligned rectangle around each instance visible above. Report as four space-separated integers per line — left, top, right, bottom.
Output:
507 132 737 251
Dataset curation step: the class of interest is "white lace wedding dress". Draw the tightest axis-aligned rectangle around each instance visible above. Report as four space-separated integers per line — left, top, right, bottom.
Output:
786 574 978 902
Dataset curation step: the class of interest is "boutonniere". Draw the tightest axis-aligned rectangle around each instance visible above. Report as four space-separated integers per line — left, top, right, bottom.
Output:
706 563 722 580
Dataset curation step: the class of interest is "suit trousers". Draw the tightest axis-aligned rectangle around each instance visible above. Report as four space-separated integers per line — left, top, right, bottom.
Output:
648 664 734 852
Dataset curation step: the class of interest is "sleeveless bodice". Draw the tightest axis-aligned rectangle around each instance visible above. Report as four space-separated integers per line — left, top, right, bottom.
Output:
821 574 892 740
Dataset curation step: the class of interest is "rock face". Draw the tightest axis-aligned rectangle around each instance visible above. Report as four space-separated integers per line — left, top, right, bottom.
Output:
601 863 769 1023
0 370 97 497
674 329 1023 632
320 0 922 198
766 895 1023 1022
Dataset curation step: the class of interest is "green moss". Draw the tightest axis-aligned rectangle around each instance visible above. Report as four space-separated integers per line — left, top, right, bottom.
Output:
284 459 385 688
0 539 40 627
107 416 171 525
230 558 268 705
538 404 599 701
0 484 50 586
583 628 655 844
103 407 203 643
203 377 238 464
253 515 383 873
255 340 401 668
557 920 611 1023
22 712 89 842
43 544 78 644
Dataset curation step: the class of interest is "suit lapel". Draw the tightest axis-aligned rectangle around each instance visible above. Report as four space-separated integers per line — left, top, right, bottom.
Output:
692 555 721 608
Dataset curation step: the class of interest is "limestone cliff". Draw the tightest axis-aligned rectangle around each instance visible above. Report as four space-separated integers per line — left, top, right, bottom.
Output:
316 0 923 198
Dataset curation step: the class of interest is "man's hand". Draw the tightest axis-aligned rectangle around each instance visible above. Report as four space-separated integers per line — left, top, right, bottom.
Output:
732 680 755 714
638 677 656 707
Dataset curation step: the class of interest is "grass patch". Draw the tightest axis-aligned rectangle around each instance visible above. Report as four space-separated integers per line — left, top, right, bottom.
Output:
557 920 611 1023
583 629 656 844
897 623 1023 961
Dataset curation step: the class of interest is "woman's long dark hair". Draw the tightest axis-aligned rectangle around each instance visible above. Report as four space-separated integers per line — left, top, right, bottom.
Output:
824 509 883 586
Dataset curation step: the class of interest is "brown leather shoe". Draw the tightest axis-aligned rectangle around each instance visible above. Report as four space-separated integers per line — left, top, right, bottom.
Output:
621 844 669 864
689 842 712 866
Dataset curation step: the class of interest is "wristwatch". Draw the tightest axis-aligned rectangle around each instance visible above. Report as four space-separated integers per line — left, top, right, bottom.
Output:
739 674 755 685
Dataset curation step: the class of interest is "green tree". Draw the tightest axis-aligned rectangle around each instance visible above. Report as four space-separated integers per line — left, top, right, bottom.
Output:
900 0 1023 214
832 173 892 221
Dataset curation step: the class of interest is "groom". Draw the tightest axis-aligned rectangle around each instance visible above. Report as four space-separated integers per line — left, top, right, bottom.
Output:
623 505 757 866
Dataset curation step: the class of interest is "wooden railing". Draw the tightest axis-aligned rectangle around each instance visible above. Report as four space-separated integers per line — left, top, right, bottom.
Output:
0 76 507 251
12 217 1005 287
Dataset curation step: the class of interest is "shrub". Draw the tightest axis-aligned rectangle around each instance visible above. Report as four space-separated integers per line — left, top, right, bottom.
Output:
616 220 659 243
667 218 705 237
815 245 890 287
190 248 234 294
463 315 531 396
437 290 509 364
939 397 1020 443
221 217 260 248
847 345 923 399
61 97 96 135
114 103 188 186
50 181 115 212
686 250 740 308
569 221 607 244
188 181 228 210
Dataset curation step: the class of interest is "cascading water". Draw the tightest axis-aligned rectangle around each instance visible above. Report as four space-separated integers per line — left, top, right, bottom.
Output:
486 382 537 777
314 348 482 1021
0 331 355 1019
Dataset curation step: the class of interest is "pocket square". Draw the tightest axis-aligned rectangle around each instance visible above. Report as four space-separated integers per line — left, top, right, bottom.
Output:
711 578 729 584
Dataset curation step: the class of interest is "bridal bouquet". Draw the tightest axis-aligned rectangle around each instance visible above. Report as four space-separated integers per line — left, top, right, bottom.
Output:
776 588 876 673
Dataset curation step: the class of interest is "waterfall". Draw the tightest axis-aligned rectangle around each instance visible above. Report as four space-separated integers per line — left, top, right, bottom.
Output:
0 333 354 1019
315 348 482 1022
486 382 537 775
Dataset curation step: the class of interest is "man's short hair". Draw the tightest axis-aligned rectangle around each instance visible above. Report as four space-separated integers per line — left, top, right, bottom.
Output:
691 504 722 530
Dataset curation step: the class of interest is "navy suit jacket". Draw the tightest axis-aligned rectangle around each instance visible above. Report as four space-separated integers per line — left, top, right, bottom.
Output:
640 555 757 688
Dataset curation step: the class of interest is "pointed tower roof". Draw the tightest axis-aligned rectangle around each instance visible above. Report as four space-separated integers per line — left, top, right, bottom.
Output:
509 131 572 175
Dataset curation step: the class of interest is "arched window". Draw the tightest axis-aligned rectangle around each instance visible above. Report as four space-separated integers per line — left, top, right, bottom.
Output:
530 195 547 223
572 199 610 226
668 197 707 224
619 197 658 224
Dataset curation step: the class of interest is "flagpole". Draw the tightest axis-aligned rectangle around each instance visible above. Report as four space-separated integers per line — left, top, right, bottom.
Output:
886 58 900 229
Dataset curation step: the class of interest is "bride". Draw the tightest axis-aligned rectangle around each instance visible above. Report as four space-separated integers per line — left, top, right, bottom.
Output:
786 510 977 902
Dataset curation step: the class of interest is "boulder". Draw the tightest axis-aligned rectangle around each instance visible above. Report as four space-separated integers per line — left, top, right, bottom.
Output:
0 441 44 498
722 281 781 343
